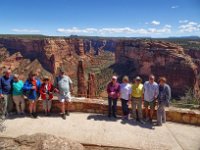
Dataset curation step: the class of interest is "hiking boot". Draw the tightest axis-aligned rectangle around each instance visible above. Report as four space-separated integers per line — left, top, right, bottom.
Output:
61 114 66 120
66 111 70 116
33 113 38 118
113 114 117 118
47 112 51 116
139 120 145 124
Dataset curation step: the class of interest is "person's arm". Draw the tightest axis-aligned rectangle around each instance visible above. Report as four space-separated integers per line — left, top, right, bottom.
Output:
106 83 110 94
54 77 60 93
165 85 171 107
69 77 74 94
23 81 33 90
116 84 120 98
154 84 159 99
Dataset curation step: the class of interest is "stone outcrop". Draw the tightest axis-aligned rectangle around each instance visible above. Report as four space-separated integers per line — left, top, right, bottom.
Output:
77 60 87 97
87 73 96 98
115 40 199 97
0 133 85 150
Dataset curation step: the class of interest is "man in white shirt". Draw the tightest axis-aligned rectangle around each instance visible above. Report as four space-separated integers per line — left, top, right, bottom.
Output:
143 74 159 122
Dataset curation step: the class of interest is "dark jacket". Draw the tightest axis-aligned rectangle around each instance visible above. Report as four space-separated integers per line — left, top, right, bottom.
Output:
0 76 13 95
158 84 171 106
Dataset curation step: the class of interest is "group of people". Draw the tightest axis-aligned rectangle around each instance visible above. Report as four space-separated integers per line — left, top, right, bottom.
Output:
107 74 171 126
0 67 171 125
0 68 73 120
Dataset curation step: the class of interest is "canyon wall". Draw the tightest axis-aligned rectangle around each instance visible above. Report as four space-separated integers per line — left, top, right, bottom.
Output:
0 37 199 97
115 40 199 97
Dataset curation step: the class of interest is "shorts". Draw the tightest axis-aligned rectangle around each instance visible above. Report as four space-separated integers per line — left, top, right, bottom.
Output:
58 92 72 103
28 99 37 102
144 100 155 110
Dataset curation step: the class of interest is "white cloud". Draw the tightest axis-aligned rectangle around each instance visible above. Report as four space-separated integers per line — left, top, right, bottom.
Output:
171 5 179 9
12 29 40 33
151 20 160 26
179 20 188 23
57 25 171 36
178 21 200 33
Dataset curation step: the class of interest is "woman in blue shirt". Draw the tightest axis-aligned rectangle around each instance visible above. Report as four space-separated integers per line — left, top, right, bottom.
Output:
23 71 41 118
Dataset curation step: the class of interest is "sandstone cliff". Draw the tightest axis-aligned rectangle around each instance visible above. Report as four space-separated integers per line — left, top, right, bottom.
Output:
115 40 199 97
0 37 199 97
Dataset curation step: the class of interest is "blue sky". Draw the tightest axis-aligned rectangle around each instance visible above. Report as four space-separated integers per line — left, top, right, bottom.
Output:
0 0 200 37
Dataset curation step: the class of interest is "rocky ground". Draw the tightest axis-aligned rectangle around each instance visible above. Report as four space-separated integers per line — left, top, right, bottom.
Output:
1 113 200 150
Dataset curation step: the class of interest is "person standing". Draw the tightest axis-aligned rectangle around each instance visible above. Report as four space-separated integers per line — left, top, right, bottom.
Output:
23 71 41 118
106 76 120 118
40 76 54 116
157 77 171 126
12 74 25 115
0 69 13 118
120 76 132 119
143 74 159 123
131 76 145 124
54 68 73 120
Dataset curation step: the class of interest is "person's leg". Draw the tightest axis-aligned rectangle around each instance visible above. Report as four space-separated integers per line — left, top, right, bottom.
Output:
121 99 126 116
108 97 112 117
13 96 21 114
65 101 70 116
112 99 117 117
137 98 143 121
157 104 162 125
132 98 137 120
162 105 166 123
47 100 52 113
61 102 65 114
33 100 37 113
2 95 8 116
20 96 25 114
7 94 13 113
144 101 149 121
124 100 129 117
29 100 33 114
43 100 47 114
149 101 155 121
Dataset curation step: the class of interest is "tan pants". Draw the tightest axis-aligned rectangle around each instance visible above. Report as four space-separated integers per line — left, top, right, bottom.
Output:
13 95 25 113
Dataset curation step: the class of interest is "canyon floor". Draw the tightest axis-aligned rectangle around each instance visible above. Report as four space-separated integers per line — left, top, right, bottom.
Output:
1 113 200 150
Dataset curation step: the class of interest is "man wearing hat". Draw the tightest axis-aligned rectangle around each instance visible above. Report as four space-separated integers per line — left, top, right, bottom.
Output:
54 68 73 120
157 77 171 126
106 75 120 118
131 76 145 124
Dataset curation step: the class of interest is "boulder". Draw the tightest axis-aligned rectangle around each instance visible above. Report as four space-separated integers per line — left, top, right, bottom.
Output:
0 133 85 150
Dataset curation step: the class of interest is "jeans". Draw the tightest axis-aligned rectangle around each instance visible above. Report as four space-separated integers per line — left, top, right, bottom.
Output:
108 97 117 116
157 102 166 125
131 97 143 120
121 99 129 116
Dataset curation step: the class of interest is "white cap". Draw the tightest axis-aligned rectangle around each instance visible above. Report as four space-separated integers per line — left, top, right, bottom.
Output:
112 76 117 80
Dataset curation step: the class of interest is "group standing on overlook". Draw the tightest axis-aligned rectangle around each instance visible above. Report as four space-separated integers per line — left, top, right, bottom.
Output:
0 68 171 125
0 68 73 120
107 74 171 126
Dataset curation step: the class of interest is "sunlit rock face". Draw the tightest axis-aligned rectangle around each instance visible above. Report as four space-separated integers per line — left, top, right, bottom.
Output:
115 40 199 97
0 37 199 97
